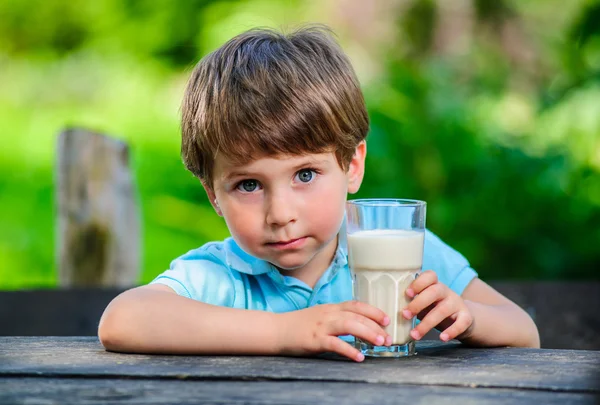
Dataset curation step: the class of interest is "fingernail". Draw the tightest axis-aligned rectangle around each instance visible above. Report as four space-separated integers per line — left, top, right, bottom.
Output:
406 288 415 298
410 330 421 340
385 336 393 346
356 353 365 362
440 333 449 342
402 309 412 319
375 335 384 345
383 316 390 326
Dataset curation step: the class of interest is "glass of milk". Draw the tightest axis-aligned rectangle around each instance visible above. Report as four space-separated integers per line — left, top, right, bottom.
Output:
346 199 426 357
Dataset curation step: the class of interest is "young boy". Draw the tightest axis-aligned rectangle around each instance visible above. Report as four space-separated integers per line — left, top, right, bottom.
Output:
98 26 539 362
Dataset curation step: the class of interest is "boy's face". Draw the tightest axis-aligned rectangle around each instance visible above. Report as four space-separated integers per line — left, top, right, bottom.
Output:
203 142 366 278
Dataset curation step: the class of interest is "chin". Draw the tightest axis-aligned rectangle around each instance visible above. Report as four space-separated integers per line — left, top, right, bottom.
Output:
269 254 311 271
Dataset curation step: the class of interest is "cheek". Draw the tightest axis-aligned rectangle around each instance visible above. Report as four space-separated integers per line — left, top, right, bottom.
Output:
220 202 260 245
306 178 347 233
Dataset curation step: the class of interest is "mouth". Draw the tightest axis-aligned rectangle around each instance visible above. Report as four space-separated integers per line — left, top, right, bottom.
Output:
266 237 307 250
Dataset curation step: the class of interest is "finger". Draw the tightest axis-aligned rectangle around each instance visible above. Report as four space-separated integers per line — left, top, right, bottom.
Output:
323 336 365 362
350 313 389 340
333 316 386 347
439 310 474 342
410 298 457 341
340 300 390 326
403 283 448 320
406 270 438 297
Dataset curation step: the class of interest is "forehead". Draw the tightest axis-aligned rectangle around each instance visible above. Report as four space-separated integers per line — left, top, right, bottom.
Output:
214 152 336 179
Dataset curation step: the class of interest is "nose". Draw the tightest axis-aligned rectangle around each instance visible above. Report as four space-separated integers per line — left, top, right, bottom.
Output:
265 190 297 227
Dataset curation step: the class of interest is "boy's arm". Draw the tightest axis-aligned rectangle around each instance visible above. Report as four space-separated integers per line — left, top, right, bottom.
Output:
98 284 281 355
404 273 540 348
98 284 390 361
460 278 540 348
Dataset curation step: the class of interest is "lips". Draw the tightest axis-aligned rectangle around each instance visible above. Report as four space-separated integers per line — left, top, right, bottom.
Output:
266 237 307 250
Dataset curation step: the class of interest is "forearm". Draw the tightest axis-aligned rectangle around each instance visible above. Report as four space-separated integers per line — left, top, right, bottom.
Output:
98 287 281 355
459 300 540 348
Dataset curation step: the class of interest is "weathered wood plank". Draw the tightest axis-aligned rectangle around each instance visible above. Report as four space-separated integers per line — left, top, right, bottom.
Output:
1 378 597 405
56 128 140 287
0 337 598 393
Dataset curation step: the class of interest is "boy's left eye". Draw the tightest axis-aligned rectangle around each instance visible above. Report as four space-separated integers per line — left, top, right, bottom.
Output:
295 169 316 183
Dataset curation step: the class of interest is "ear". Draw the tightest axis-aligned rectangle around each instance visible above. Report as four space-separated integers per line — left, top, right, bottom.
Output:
201 181 223 217
347 141 367 194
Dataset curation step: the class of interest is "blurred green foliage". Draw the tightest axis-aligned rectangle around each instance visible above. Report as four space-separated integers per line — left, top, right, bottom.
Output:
0 0 599 288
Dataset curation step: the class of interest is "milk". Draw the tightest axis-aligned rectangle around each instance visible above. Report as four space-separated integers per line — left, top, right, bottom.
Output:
347 230 424 345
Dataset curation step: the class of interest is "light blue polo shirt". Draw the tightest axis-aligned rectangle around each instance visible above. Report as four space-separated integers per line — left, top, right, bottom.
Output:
150 230 478 311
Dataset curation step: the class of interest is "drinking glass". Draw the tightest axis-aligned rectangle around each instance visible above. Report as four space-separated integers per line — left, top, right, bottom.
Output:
346 199 426 357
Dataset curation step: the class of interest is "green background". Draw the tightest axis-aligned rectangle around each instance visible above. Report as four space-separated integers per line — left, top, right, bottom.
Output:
1 0 599 289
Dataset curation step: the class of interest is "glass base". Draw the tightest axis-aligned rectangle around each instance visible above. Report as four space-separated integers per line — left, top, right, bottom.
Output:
356 339 416 358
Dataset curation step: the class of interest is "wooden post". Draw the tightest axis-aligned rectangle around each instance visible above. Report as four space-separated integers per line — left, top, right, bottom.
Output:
55 128 140 287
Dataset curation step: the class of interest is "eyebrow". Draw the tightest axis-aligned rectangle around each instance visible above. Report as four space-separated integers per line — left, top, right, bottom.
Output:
222 157 330 182
291 157 330 171
223 170 251 182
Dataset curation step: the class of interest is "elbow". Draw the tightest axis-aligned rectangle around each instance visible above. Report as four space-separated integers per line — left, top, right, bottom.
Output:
98 312 118 351
525 331 541 349
98 307 123 351
97 294 133 352
528 320 541 349
522 310 541 348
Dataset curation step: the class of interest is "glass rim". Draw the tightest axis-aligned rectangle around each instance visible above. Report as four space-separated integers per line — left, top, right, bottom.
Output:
347 198 426 207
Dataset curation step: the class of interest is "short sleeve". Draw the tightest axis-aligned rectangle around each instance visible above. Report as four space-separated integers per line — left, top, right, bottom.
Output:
423 230 478 296
150 243 237 307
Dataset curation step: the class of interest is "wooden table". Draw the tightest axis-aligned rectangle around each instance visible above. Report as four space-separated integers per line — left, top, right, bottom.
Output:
1 337 598 404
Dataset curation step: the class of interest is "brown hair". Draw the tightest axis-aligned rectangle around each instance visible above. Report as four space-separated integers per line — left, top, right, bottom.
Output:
181 25 369 188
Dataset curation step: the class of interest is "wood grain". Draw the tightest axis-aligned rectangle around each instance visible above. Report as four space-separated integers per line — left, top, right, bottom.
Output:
1 337 598 393
1 378 597 405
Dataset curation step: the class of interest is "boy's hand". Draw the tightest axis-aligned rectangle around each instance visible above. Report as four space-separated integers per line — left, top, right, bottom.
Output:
276 301 392 362
402 270 474 342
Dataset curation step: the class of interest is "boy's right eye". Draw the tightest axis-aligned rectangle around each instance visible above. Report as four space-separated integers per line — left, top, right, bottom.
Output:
236 179 261 193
